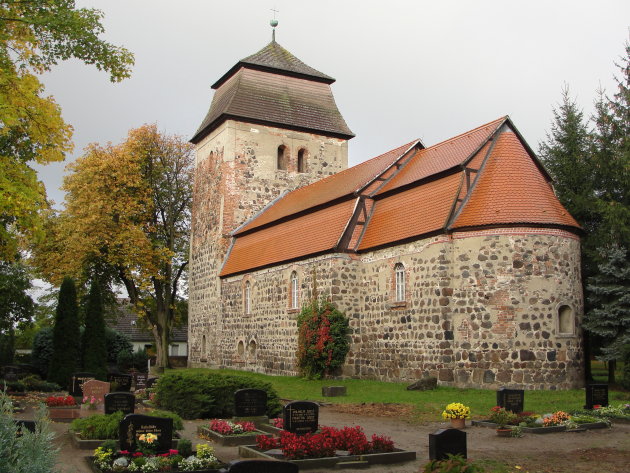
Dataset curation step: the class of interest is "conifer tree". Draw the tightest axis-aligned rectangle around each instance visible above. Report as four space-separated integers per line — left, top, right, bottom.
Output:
48 277 80 386
81 280 107 379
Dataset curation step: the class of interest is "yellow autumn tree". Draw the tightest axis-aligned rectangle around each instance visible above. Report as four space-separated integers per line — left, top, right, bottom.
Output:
34 125 194 368
0 1 133 260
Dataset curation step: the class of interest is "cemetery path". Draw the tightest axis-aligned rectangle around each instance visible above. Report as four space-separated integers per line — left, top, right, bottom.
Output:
14 401 630 473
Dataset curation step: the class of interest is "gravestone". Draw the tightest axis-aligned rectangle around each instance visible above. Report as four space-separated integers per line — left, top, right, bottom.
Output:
283 401 318 435
496 388 524 413
107 373 133 392
69 372 96 397
119 414 173 453
2 365 20 381
234 389 267 417
104 392 136 415
82 379 110 404
14 420 36 436
223 459 298 473
134 373 148 390
429 428 467 461
585 384 609 409
322 386 347 397
145 377 158 389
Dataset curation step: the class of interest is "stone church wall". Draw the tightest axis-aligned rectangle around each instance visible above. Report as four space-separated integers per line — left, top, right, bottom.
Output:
197 228 583 390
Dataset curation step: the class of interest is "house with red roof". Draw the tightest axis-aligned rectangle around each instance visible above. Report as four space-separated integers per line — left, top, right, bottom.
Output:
187 37 584 389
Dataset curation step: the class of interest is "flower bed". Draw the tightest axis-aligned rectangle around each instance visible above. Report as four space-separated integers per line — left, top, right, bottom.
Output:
88 443 225 473
197 420 271 447
474 409 613 434
46 395 77 407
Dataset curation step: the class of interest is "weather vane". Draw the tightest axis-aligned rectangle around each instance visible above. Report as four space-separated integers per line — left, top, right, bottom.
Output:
270 7 279 41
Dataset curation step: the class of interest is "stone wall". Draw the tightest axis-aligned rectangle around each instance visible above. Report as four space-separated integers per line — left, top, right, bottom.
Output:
200 228 584 390
188 120 349 368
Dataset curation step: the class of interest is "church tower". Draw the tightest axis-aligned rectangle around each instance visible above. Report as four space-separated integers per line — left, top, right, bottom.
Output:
188 34 354 366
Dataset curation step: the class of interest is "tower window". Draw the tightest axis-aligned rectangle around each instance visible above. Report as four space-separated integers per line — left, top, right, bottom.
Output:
297 149 307 173
201 335 206 360
290 271 299 309
558 305 573 334
244 281 251 315
277 145 288 171
395 263 405 302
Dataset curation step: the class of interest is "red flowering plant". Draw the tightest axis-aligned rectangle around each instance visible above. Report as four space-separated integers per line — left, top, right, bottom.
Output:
255 425 396 459
272 417 284 428
296 299 350 379
45 395 77 407
208 419 257 436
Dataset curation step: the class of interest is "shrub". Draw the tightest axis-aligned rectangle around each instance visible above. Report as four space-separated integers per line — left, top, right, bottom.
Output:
31 327 54 378
70 410 182 440
20 375 60 392
105 327 132 364
155 372 281 420
147 409 183 430
177 438 192 457
422 454 486 473
296 298 350 379
117 347 148 372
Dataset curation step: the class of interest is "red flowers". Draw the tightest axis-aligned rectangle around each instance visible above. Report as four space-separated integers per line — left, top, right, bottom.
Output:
255 425 395 459
45 395 76 407
209 419 256 435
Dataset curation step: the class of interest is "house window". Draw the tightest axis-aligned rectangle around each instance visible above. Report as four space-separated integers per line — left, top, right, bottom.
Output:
395 263 405 302
277 145 288 171
244 281 251 315
558 305 573 334
290 271 299 309
171 344 179 356
297 149 307 173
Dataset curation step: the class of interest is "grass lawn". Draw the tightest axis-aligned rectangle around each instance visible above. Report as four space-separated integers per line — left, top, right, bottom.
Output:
166 367 628 422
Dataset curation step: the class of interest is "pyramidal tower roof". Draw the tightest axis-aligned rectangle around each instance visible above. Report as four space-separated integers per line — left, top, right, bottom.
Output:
191 40 354 144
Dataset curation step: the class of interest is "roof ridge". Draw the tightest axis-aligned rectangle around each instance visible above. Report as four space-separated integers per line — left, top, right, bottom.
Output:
424 116 506 152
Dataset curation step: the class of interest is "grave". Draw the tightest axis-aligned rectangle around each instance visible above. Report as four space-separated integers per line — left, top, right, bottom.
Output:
14 420 36 435
104 392 135 415
585 384 609 409
134 373 148 390
82 379 110 404
69 372 96 397
321 386 347 397
107 373 133 392
2 365 20 381
282 401 318 435
119 414 173 453
145 377 158 389
429 428 467 461
223 459 298 473
496 388 524 413
234 388 268 417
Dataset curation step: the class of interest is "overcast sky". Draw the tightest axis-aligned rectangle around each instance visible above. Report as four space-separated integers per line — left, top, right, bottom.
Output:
34 0 630 207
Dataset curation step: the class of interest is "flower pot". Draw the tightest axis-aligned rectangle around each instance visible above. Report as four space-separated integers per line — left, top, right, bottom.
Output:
450 418 466 429
496 428 512 437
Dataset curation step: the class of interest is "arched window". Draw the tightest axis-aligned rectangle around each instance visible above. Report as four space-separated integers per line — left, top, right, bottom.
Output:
297 149 307 173
277 145 288 171
237 340 245 356
290 271 299 309
244 281 251 315
248 340 257 357
395 263 405 302
558 305 573 334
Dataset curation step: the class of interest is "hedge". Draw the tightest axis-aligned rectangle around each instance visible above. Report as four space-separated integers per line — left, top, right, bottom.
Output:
154 372 282 420
70 410 183 440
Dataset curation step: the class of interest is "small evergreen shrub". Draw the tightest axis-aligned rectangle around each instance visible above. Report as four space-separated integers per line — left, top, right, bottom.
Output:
155 372 281 420
31 327 54 378
422 454 486 473
177 438 192 457
296 299 350 379
105 327 132 364
20 375 60 392
146 409 183 430
117 347 148 372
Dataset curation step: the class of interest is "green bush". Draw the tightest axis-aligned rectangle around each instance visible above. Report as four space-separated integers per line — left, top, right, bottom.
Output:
70 410 183 439
117 347 148 372
105 327 132 364
155 372 282 420
31 327 54 378
296 298 350 379
20 375 60 392
176 438 192 457
423 454 486 473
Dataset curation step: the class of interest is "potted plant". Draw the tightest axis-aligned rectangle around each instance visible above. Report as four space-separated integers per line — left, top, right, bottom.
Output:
489 406 516 436
442 403 471 429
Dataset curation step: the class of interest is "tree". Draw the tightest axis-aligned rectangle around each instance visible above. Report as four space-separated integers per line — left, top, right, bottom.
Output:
81 280 107 379
584 245 630 383
48 276 80 386
0 0 133 260
0 259 34 364
35 125 193 369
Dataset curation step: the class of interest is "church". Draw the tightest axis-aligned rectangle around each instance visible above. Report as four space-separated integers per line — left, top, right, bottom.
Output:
187 36 584 390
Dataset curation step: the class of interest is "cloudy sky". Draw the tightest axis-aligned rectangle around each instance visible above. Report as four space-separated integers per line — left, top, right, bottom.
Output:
35 0 629 207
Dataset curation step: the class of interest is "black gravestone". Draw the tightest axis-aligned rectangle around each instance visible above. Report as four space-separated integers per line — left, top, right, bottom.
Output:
3 365 20 381
107 373 133 392
283 401 318 435
234 389 268 417
69 372 96 397
104 392 136 415
145 377 158 389
14 420 36 436
119 414 173 453
222 459 298 473
496 388 524 413
429 428 467 461
134 373 148 390
585 384 609 409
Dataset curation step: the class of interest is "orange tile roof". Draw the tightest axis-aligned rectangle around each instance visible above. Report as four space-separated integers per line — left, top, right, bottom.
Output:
358 173 462 250
235 139 419 235
220 199 356 276
375 116 506 194
450 131 580 230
